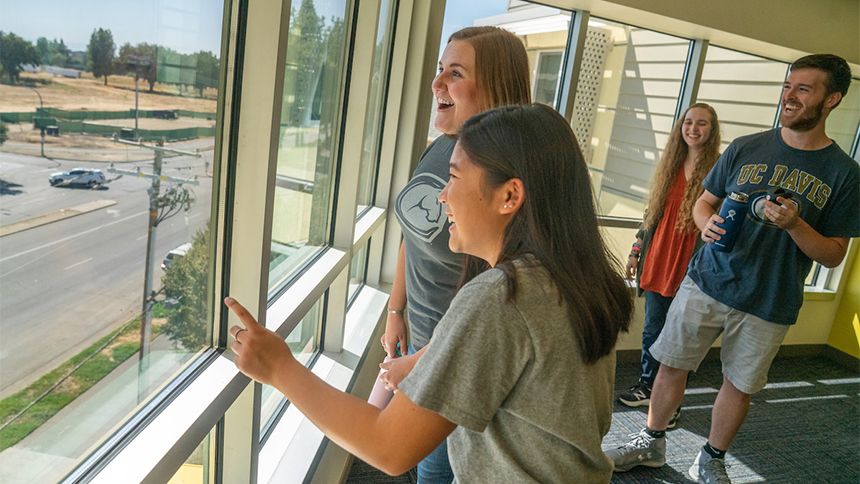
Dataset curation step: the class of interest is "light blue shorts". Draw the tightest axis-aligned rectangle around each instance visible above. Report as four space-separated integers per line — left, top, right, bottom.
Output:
650 276 790 394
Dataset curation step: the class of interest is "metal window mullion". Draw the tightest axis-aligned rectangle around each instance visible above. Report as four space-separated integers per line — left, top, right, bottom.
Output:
675 38 708 121
378 0 447 284
557 9 589 122
220 0 293 480
367 0 412 287
325 0 383 354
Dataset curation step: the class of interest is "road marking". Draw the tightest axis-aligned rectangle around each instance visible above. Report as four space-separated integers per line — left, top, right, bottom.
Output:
136 234 148 241
188 213 202 219
0 210 147 263
19 197 47 205
64 257 93 271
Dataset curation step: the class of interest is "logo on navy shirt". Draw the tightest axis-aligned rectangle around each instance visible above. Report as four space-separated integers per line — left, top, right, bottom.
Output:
395 173 448 243
748 190 801 227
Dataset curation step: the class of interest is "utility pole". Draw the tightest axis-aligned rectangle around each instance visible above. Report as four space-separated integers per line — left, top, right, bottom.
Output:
28 87 44 157
138 137 163 400
109 136 200 402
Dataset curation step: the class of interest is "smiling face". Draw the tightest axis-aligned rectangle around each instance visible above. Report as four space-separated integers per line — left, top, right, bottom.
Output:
681 107 713 149
780 68 831 132
438 145 509 265
432 41 483 136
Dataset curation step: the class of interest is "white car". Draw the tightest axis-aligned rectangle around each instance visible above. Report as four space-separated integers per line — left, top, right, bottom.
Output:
162 243 193 270
49 168 106 188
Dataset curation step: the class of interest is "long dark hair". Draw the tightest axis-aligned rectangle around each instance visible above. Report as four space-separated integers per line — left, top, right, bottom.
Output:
457 104 633 364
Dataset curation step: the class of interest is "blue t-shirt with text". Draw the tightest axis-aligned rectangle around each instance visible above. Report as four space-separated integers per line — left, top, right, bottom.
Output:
688 128 859 325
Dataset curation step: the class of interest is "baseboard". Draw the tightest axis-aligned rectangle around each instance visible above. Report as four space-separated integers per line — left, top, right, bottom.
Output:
616 344 846 366
821 345 860 372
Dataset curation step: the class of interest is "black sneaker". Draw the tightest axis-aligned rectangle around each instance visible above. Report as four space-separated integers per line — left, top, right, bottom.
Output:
667 407 681 429
618 381 651 407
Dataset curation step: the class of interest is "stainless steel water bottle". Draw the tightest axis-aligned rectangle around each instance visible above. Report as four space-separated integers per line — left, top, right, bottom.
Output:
713 191 749 253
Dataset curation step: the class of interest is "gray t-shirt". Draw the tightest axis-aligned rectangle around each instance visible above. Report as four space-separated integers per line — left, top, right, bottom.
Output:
400 260 615 483
394 135 463 349
689 128 860 325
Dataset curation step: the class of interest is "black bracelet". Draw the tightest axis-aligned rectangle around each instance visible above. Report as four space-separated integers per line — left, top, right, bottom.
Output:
629 252 640 259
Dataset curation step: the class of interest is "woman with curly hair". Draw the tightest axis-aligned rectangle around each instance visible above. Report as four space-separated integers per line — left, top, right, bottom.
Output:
617 103 722 422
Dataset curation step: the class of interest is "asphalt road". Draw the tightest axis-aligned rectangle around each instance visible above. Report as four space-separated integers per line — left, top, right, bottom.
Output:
0 149 213 398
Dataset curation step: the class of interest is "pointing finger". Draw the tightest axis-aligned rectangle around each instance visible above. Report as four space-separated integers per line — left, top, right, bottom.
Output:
225 297 262 330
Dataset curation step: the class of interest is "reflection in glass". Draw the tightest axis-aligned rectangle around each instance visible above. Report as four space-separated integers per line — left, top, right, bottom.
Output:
166 427 214 484
0 2 223 482
269 0 351 292
356 0 397 214
699 46 788 150
533 51 563 106
348 242 369 303
260 299 322 431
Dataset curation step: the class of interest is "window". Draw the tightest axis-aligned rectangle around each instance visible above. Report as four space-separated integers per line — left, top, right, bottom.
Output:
356 0 397 215
825 76 860 154
533 51 564 106
0 2 226 482
698 46 789 149
260 298 323 439
269 0 352 293
348 241 369 303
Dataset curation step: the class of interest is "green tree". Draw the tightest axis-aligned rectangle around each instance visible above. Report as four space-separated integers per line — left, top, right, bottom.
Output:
285 0 325 126
161 226 211 350
0 120 8 146
193 51 219 97
116 42 158 91
0 32 40 84
87 28 115 85
36 37 50 64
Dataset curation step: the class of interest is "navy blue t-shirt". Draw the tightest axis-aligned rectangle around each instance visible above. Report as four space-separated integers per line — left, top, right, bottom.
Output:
688 128 860 325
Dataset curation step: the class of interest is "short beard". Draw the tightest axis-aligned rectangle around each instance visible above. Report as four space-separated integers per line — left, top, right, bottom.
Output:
780 98 825 132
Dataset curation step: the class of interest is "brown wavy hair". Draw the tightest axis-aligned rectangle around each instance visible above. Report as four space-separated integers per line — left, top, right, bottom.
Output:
457 104 633 364
644 103 721 233
448 27 532 110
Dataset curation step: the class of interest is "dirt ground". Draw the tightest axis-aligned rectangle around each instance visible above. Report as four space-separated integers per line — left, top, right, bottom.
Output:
1 72 219 150
0 71 218 112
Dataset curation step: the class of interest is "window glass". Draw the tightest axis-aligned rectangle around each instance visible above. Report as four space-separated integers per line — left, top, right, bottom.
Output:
825 76 860 154
166 427 215 484
0 2 224 482
566 19 689 265
269 0 351 293
356 0 396 214
259 298 322 434
698 46 789 150
570 19 690 216
348 241 368 303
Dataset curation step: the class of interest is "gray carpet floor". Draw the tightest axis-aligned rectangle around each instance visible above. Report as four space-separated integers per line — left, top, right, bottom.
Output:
345 354 859 483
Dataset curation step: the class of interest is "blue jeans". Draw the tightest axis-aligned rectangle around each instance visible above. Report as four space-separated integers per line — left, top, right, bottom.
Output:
408 344 454 484
641 290 675 388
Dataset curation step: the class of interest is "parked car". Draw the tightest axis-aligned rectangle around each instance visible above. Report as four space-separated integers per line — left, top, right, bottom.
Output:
49 168 106 188
162 243 193 270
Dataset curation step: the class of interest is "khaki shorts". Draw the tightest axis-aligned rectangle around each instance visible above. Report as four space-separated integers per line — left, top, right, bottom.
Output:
650 276 790 394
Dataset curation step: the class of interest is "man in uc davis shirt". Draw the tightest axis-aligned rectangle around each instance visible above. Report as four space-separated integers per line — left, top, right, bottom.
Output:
607 54 860 484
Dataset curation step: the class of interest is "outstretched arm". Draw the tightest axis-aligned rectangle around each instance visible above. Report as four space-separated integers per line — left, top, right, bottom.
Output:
226 297 455 476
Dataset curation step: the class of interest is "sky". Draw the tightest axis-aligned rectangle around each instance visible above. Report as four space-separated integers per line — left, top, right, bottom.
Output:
0 0 225 54
0 0 510 57
437 0 510 60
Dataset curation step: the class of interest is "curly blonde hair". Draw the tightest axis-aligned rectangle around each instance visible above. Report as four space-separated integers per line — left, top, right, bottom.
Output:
644 103 721 234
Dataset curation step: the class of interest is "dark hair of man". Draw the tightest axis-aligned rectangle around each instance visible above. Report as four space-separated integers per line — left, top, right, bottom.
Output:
790 54 852 108
456 104 633 364
448 27 532 110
